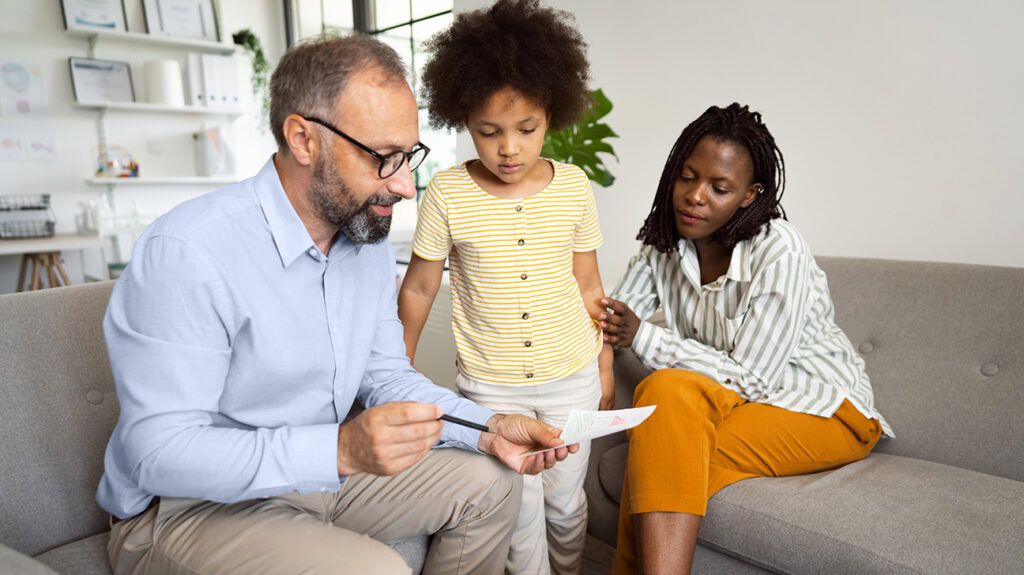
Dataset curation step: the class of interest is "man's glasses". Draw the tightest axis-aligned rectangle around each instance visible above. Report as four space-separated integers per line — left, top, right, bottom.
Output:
303 116 430 179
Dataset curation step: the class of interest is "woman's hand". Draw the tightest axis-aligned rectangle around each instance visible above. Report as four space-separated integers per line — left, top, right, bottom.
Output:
599 298 641 349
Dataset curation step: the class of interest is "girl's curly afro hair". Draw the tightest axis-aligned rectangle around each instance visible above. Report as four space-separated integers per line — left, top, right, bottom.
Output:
420 0 592 131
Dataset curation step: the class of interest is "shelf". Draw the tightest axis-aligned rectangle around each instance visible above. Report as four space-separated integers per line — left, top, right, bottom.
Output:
74 101 249 116
66 27 236 54
87 176 238 186
0 233 105 257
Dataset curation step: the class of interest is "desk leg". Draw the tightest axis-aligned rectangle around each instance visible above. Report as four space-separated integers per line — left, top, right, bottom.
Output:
16 254 28 292
30 255 41 290
45 253 59 288
55 253 72 286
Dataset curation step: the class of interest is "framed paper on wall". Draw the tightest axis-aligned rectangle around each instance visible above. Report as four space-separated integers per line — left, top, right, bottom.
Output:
143 0 220 42
60 0 128 32
68 58 135 104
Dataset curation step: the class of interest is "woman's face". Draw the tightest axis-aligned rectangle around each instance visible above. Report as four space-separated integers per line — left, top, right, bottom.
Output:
672 136 760 242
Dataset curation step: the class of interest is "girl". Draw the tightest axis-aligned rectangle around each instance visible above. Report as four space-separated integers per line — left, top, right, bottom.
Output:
599 103 893 574
398 1 612 573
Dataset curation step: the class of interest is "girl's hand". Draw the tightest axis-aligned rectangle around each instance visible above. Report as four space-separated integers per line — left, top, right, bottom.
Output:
599 298 641 349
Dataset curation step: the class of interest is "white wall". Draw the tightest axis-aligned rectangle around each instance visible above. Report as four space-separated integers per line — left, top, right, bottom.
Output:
0 0 285 293
455 0 1024 287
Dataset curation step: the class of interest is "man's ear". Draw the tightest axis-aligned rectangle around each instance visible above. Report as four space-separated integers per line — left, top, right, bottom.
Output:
282 114 318 167
741 183 763 208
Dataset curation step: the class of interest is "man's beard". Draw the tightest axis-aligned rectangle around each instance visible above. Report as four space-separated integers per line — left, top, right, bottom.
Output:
310 154 396 245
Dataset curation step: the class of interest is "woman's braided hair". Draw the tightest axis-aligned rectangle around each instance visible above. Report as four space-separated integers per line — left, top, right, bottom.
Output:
637 103 787 252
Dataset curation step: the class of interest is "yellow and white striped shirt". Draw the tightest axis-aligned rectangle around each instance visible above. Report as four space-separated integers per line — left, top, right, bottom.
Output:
413 160 604 385
613 219 893 437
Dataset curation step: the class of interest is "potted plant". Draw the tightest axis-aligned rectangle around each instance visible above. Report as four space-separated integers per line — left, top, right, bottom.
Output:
232 28 269 128
541 88 618 187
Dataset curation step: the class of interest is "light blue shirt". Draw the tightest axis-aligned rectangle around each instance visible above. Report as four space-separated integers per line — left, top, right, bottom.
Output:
97 157 494 519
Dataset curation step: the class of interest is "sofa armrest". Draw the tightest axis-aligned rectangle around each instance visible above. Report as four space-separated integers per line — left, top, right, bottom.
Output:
0 544 59 575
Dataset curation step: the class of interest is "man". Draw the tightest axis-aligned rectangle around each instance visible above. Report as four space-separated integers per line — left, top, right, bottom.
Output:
97 35 576 575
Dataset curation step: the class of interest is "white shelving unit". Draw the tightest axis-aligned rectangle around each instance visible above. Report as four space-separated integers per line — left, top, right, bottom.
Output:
68 24 244 267
86 176 239 186
73 101 247 116
66 27 236 56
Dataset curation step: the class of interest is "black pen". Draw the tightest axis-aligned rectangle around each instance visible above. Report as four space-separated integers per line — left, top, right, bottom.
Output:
439 414 492 433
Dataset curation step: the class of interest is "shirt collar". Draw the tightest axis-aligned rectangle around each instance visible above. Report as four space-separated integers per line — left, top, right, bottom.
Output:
676 235 754 288
254 156 318 267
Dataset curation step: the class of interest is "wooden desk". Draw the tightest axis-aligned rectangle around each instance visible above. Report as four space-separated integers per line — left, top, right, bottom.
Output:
0 234 106 291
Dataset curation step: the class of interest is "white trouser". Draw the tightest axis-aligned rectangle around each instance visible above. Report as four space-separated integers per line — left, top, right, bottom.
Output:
457 359 601 575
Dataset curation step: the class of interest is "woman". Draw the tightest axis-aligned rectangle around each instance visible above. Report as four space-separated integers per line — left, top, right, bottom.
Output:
598 103 893 574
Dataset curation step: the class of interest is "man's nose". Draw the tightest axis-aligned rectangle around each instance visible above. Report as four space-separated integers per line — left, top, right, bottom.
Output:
385 163 417 200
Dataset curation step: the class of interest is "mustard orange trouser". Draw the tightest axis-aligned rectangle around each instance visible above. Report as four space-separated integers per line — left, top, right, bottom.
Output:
613 369 882 574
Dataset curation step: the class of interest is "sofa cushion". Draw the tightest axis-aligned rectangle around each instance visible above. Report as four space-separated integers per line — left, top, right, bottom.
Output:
0 282 118 557
817 257 1024 483
599 449 1024 574
32 531 428 575
35 533 110 575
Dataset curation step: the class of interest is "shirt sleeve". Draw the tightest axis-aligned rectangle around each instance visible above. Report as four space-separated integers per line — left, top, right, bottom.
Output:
411 176 452 261
104 235 342 505
572 178 603 252
611 247 662 322
631 253 813 400
357 255 494 452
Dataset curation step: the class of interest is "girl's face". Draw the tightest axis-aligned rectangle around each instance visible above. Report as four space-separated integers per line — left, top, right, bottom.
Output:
467 87 549 186
673 136 760 242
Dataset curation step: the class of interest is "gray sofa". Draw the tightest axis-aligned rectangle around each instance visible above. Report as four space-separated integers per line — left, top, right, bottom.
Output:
585 256 1024 573
0 281 427 574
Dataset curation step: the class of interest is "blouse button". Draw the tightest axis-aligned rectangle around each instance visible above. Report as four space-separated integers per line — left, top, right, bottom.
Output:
517 239 525 246
524 341 532 347
515 205 523 212
522 312 529 320
525 373 534 378
520 273 528 280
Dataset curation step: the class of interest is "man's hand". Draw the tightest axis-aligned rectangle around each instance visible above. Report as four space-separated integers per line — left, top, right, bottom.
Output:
599 298 641 349
477 414 579 475
337 402 443 477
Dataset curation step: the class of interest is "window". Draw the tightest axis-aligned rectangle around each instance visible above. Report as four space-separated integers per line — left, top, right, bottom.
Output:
285 1 457 247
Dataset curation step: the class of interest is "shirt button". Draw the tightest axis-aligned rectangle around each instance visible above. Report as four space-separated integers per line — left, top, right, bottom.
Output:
515 205 523 212
520 273 528 280
517 239 525 246
525 373 533 378
725 378 733 384
524 340 532 347
522 312 529 320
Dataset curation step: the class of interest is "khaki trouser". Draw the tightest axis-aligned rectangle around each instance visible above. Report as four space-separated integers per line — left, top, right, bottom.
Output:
457 359 602 575
108 449 522 575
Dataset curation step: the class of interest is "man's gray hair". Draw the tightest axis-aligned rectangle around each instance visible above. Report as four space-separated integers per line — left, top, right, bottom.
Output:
269 34 408 149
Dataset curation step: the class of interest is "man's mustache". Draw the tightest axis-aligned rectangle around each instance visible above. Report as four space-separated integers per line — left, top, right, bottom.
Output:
367 194 401 208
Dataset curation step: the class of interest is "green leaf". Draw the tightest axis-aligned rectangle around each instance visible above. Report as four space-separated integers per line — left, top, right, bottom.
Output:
543 88 619 187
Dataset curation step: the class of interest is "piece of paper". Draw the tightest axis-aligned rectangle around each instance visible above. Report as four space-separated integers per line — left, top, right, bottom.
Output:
524 405 656 456
0 62 47 116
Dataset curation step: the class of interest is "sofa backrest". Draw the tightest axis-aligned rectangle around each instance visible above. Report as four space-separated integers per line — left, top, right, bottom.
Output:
0 281 117 556
817 257 1023 482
